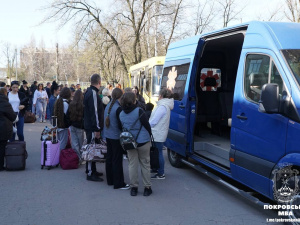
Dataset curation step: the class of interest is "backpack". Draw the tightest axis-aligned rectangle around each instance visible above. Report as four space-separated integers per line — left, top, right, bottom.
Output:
120 112 144 151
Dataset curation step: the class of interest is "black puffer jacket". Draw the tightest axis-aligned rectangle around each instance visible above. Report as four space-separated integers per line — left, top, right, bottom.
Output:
19 85 30 98
19 86 30 110
83 86 104 132
0 94 17 141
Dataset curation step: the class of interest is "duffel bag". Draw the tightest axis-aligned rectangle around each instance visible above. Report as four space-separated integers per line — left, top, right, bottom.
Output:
24 111 36 123
59 148 79 170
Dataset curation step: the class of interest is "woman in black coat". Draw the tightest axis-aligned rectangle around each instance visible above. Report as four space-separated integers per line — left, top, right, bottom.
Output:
0 87 17 171
19 80 30 110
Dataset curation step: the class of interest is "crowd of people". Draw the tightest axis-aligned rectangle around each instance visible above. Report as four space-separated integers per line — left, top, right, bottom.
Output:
0 74 174 197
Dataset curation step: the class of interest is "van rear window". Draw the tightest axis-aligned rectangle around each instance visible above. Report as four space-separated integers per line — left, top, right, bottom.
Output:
161 62 190 100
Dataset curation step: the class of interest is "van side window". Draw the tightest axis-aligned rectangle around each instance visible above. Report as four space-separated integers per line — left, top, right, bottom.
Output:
161 61 190 100
200 68 221 91
245 55 270 103
270 61 284 94
245 54 286 103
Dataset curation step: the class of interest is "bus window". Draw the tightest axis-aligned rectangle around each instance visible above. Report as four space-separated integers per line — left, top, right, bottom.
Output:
145 68 152 96
152 65 163 96
139 70 145 94
132 71 138 87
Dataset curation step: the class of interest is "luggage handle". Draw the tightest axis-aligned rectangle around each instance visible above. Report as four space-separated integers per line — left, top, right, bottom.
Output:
52 116 58 144
43 142 47 166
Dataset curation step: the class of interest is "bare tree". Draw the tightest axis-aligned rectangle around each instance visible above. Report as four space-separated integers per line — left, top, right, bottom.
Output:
217 0 245 27
43 0 189 86
2 42 17 82
285 0 300 22
256 3 284 22
116 0 154 64
43 0 129 74
193 0 217 35
20 36 38 81
163 0 184 51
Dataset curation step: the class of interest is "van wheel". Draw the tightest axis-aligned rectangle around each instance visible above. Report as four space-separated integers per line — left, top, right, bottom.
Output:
167 149 183 168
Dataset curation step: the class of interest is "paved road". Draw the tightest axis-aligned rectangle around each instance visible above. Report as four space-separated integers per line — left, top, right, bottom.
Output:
0 122 281 225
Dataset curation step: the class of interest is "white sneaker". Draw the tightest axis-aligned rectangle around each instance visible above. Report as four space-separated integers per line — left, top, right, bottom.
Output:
119 184 130 190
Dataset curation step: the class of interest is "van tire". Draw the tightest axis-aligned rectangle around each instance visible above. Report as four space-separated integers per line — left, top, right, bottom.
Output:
167 149 184 168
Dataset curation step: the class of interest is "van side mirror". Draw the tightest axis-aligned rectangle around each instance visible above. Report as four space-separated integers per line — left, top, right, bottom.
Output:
258 83 279 113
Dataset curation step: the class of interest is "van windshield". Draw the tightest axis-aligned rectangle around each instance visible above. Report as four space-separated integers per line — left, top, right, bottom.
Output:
282 50 300 85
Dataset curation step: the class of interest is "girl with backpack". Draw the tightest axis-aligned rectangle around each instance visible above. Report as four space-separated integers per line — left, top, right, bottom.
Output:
54 87 71 150
103 88 129 190
68 90 84 160
118 92 152 196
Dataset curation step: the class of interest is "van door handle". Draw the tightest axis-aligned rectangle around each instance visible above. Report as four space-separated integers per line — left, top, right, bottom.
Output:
179 105 185 108
236 115 247 120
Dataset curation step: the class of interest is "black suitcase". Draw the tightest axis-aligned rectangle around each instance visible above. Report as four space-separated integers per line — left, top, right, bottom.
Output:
5 141 28 171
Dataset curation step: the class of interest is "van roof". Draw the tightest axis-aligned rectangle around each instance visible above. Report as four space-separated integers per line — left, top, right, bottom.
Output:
166 21 300 61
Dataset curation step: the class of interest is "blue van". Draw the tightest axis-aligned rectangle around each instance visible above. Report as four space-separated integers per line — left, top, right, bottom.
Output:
162 21 300 204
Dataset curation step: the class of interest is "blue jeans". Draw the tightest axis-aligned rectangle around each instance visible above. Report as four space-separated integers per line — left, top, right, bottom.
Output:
57 129 69 151
36 99 47 122
69 126 84 158
31 101 36 114
10 112 24 142
154 142 165 175
46 104 50 120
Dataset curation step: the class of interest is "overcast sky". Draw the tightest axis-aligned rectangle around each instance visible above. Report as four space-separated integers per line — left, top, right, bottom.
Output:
0 0 289 66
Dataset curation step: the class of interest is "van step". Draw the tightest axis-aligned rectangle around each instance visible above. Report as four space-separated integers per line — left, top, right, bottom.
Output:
194 150 230 168
194 142 229 159
180 159 268 207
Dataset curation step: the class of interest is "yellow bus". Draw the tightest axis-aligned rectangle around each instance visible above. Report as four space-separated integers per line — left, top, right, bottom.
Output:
128 56 165 105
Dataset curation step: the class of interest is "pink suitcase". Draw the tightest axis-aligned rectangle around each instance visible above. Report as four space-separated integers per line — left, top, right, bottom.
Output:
41 116 60 170
41 140 60 170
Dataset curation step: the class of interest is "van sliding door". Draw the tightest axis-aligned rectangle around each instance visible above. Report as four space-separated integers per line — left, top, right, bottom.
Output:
161 58 191 155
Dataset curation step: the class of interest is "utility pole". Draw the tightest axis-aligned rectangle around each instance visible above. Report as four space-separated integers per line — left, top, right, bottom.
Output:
154 0 160 57
15 49 18 81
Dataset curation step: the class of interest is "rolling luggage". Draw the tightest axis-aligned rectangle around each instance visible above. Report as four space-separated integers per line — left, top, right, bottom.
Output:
41 116 60 170
5 141 28 171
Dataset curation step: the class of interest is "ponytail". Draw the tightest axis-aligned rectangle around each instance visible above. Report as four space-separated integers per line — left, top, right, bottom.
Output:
105 98 117 128
105 88 123 128
54 97 65 128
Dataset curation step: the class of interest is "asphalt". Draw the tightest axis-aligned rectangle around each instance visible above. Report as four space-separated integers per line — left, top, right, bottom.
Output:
0 122 281 225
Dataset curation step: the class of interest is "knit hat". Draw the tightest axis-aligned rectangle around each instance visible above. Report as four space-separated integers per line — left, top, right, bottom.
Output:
102 88 110 96
102 96 110 105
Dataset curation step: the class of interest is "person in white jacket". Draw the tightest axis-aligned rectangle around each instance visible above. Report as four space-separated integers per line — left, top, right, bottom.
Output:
149 88 174 179
33 83 48 122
